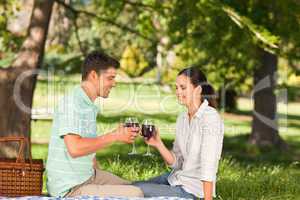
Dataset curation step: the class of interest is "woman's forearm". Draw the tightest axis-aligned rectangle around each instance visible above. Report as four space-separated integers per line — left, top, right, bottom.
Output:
203 181 213 200
155 141 176 166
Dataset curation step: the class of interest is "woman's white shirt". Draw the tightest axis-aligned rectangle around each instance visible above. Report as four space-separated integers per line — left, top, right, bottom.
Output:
167 99 224 198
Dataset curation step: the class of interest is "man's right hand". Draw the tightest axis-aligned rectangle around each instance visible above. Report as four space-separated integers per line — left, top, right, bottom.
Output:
112 124 139 144
63 124 140 158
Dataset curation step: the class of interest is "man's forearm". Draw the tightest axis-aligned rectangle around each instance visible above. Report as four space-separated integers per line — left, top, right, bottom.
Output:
65 132 118 158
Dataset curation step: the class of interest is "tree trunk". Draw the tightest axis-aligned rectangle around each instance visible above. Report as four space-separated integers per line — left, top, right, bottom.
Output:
0 0 54 158
47 0 71 47
218 88 237 112
249 48 288 150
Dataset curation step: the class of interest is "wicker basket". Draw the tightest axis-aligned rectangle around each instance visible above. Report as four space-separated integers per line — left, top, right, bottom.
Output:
0 137 44 197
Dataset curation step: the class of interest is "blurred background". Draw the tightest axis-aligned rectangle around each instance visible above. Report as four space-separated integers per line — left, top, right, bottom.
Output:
0 0 299 199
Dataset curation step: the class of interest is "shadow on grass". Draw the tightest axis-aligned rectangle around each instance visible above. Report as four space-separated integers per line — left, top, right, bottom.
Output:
33 133 300 167
285 121 300 129
92 134 300 168
216 176 300 200
97 112 177 124
222 134 300 166
33 134 300 196
287 114 300 121
231 109 300 122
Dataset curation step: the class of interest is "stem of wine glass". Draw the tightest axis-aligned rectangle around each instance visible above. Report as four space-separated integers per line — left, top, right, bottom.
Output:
146 144 152 155
129 141 138 155
132 142 137 152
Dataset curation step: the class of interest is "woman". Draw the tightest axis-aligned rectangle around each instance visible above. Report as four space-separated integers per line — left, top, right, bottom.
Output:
134 67 224 200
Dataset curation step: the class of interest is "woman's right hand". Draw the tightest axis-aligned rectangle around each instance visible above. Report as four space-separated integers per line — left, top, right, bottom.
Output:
145 128 176 166
144 127 163 148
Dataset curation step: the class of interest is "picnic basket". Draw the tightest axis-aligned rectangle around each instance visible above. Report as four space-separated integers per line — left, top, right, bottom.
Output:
0 136 44 197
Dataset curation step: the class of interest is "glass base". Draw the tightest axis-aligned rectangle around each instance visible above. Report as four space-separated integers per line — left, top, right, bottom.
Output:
144 145 153 156
143 152 153 156
128 150 139 155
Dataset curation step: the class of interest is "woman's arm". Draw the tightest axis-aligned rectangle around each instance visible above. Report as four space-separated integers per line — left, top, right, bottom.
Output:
145 129 176 166
198 113 224 199
184 112 223 199
156 142 176 166
203 181 213 200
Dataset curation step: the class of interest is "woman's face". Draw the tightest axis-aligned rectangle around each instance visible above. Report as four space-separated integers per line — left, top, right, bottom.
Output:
175 75 201 106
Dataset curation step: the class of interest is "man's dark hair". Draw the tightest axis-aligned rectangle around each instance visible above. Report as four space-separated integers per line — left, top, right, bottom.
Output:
82 51 120 80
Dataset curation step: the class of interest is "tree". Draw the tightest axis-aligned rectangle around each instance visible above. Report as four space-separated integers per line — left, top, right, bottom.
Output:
120 45 148 77
165 0 300 149
55 0 299 150
223 0 300 150
0 0 54 157
54 0 167 80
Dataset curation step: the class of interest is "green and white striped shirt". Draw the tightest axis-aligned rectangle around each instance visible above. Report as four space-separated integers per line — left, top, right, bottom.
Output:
46 86 99 197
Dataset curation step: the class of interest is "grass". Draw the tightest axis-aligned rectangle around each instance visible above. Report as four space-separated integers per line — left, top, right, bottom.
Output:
30 77 300 200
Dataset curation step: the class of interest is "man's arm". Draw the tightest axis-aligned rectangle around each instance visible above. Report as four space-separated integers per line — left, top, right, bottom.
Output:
64 125 138 158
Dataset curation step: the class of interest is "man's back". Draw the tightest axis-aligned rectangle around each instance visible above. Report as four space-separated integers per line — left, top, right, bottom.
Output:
46 86 99 197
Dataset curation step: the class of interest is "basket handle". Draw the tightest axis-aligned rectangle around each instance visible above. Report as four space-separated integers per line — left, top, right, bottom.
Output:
0 136 33 165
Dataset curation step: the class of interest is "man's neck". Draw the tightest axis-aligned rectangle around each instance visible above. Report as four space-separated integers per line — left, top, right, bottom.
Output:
81 81 97 102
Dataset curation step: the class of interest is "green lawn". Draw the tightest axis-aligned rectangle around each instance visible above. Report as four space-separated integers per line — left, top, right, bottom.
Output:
31 77 300 200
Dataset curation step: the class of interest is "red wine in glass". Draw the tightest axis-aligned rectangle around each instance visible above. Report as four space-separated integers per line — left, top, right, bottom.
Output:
141 124 155 140
125 122 140 128
124 117 139 155
141 119 155 156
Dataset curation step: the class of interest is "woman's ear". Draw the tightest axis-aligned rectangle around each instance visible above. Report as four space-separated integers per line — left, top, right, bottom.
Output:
196 85 202 95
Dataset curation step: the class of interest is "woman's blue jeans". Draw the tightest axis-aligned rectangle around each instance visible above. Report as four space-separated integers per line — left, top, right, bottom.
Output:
133 172 199 199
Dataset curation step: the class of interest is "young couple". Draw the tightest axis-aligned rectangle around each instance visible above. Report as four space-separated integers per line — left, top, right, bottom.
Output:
46 51 224 200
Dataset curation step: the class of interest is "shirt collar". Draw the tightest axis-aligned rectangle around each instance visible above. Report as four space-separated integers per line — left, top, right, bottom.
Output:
195 99 209 118
77 85 99 113
185 99 209 119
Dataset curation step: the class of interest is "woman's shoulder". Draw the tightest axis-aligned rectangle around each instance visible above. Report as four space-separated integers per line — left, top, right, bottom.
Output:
202 106 223 123
204 105 219 114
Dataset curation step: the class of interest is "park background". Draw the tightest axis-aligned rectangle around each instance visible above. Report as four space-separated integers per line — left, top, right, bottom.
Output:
0 0 300 199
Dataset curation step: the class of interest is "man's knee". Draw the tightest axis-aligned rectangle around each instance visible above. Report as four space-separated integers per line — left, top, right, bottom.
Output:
129 186 144 197
79 184 144 197
94 169 130 185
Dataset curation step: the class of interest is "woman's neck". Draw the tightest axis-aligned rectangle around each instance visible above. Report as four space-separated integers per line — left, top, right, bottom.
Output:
187 99 202 119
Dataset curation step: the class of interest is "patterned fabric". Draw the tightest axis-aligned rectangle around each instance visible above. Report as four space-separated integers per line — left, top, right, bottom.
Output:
0 196 192 200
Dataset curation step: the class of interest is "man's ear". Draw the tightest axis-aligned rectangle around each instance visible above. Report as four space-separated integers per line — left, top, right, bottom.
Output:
90 70 99 79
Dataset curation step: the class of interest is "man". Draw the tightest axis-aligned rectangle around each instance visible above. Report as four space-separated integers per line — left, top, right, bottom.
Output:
46 51 143 197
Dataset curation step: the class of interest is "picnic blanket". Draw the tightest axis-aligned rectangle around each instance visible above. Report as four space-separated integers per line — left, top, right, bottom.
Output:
0 196 192 200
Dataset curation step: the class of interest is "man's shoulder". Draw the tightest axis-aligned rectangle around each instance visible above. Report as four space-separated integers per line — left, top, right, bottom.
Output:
55 86 81 114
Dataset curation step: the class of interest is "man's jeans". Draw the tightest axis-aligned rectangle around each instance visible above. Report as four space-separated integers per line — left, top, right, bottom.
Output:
133 172 199 199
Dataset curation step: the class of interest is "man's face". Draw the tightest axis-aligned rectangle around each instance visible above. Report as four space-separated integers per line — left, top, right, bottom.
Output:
94 67 117 98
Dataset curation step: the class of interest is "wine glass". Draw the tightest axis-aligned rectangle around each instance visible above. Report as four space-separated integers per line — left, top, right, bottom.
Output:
124 117 139 155
141 119 155 156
